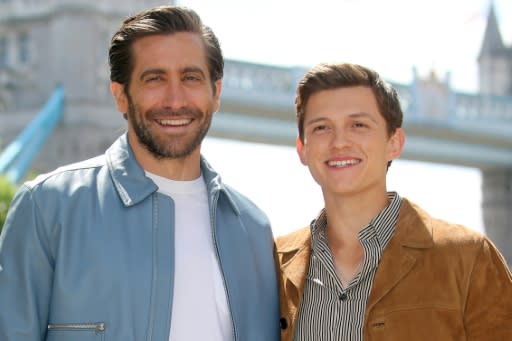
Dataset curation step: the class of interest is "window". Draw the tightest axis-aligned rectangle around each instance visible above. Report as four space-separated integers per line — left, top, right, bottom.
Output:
18 32 29 64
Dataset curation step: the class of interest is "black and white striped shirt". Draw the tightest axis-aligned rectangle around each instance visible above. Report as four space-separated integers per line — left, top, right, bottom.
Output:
294 192 401 341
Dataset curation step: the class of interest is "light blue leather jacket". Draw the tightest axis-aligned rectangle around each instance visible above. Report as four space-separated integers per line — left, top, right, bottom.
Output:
0 134 280 340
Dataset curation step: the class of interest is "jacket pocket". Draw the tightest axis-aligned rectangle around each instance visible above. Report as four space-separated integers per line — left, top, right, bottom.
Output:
46 322 105 341
367 308 463 340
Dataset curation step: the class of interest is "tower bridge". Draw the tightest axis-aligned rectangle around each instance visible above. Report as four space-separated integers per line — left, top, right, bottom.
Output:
216 60 512 169
0 0 511 266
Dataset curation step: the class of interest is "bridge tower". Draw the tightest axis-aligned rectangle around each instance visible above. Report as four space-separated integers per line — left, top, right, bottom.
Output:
478 4 512 267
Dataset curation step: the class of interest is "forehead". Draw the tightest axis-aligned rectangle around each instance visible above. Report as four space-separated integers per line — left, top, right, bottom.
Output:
305 86 381 118
130 32 209 74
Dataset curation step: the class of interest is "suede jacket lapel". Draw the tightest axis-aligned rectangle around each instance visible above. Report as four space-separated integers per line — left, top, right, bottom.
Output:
366 199 434 314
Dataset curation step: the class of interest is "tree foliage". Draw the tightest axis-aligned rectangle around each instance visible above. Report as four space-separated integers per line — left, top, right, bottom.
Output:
0 176 17 234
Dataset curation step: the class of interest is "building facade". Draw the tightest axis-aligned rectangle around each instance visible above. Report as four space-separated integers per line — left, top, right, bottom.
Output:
0 0 174 170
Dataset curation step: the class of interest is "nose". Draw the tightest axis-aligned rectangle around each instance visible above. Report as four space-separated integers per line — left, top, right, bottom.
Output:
330 129 351 150
163 80 187 110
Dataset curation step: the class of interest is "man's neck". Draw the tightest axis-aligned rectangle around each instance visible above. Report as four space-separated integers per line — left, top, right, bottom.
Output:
323 189 389 240
323 190 390 285
134 146 202 181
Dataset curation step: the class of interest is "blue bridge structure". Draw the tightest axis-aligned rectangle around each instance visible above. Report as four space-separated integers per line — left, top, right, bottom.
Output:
0 85 64 184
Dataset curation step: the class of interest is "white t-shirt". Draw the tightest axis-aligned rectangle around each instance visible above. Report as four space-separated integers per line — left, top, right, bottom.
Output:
146 172 233 341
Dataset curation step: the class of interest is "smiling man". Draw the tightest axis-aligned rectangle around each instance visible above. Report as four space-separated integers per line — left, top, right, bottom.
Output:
0 6 279 341
276 62 512 340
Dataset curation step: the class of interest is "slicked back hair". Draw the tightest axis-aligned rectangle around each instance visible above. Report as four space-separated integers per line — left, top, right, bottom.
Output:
109 5 223 93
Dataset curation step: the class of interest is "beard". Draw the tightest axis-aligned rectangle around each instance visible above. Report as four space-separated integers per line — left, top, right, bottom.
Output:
126 93 213 159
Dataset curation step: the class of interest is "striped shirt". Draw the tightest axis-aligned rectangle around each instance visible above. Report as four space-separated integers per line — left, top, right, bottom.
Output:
294 192 402 341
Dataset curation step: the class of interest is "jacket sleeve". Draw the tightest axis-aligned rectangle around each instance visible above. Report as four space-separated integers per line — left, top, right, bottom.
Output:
0 185 54 340
464 237 512 338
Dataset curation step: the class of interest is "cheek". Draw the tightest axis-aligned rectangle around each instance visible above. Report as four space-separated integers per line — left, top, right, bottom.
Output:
198 91 219 112
142 89 165 105
369 143 394 167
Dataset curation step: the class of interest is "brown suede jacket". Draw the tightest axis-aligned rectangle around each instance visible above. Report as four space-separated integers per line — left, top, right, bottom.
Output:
276 199 512 340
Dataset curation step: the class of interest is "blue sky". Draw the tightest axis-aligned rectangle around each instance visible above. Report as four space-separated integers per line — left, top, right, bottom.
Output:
178 0 510 235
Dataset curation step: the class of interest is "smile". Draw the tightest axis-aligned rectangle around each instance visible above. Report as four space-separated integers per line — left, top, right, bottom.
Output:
326 159 361 168
156 118 193 126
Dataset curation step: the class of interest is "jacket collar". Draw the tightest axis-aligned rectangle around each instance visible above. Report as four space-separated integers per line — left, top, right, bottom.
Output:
392 198 434 249
276 226 312 303
106 134 240 215
277 198 434 254
106 134 158 207
200 155 241 216
277 198 435 308
366 198 434 312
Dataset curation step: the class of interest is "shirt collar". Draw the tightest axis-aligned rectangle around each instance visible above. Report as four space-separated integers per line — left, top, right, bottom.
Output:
310 192 402 253
360 192 401 250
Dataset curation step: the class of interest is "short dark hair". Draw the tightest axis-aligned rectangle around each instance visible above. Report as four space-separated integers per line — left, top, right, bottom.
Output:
109 5 223 92
295 63 403 144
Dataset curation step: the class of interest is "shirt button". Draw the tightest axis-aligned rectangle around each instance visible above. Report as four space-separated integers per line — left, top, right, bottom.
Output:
339 292 348 301
280 317 288 329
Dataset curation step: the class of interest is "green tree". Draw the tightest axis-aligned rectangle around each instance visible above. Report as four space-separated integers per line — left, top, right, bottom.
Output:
0 176 17 234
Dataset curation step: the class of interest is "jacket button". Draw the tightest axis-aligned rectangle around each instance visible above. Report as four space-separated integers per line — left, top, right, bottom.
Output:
339 292 348 301
280 317 288 330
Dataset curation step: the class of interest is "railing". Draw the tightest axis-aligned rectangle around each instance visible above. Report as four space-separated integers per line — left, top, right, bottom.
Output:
0 85 64 184
223 60 512 123
224 60 303 93
0 60 511 182
454 92 512 120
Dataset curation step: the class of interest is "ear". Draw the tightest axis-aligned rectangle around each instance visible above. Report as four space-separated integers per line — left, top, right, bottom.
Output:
296 136 308 165
387 128 405 162
111 82 128 114
212 79 222 113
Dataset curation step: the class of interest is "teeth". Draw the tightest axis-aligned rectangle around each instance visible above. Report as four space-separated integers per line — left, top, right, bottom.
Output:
328 159 360 167
157 119 191 126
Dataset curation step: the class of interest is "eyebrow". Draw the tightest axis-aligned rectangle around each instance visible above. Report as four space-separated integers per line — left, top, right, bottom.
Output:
348 112 379 124
182 66 207 78
139 68 166 81
138 66 207 81
305 111 379 126
305 117 327 127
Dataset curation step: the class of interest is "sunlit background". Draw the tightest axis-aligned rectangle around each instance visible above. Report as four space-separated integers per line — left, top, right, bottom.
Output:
1 0 508 239
178 0 512 236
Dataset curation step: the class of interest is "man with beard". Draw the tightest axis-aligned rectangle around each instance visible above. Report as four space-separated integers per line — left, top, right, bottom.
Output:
0 6 279 341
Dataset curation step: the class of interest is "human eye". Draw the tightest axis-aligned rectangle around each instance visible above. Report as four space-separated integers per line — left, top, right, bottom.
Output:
312 124 329 133
353 121 369 128
145 74 164 82
183 73 202 82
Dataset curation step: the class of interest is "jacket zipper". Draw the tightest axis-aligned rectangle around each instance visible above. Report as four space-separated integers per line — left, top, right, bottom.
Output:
210 192 237 341
47 322 106 333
